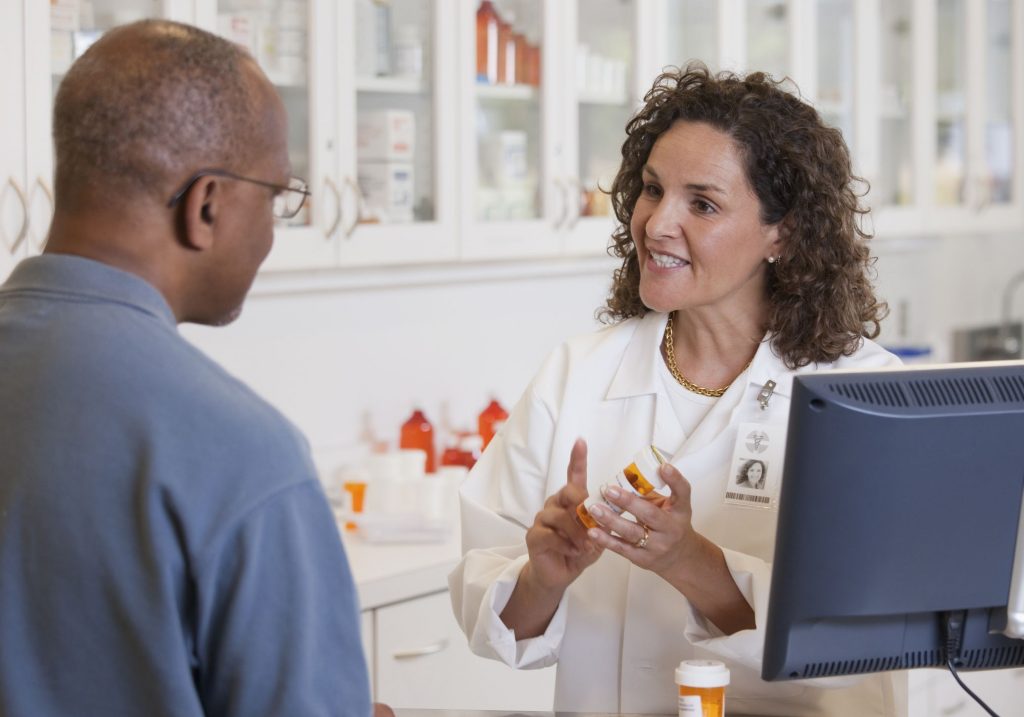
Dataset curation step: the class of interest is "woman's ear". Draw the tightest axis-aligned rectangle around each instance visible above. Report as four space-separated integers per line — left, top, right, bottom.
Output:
180 175 219 251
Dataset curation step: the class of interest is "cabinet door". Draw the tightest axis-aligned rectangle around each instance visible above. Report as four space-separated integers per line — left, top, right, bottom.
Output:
815 0 856 153
199 0 340 271
562 0 642 257
459 0 564 260
0 0 29 280
27 2 193 260
374 590 555 710
335 0 459 267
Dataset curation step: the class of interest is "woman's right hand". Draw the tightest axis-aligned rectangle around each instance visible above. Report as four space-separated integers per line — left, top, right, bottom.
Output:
499 439 603 638
523 438 603 593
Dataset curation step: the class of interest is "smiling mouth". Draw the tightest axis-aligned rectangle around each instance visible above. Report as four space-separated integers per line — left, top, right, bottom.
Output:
648 250 689 269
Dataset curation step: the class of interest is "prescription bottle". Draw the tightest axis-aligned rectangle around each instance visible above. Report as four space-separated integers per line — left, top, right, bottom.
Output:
675 660 729 717
575 445 667 529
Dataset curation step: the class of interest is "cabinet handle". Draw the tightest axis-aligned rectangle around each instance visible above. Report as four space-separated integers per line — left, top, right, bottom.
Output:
343 176 362 239
31 178 55 251
391 639 448 660
552 178 569 230
4 178 30 253
324 176 342 239
567 176 583 230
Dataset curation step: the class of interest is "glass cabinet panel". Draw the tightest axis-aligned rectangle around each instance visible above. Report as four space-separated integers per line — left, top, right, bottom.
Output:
985 0 1014 205
355 0 435 225
576 0 634 219
663 0 718 71
816 0 855 152
50 0 164 94
216 0 312 227
746 0 788 79
935 0 967 206
473 0 543 223
879 0 914 206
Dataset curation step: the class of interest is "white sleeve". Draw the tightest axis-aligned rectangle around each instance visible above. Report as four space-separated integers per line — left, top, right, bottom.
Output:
447 359 572 670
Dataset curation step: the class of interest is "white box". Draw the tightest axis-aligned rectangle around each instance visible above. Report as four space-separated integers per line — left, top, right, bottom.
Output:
357 162 414 224
357 109 415 162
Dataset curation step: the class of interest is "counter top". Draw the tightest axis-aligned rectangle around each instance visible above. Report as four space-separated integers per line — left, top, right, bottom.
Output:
341 519 462 610
394 712 773 717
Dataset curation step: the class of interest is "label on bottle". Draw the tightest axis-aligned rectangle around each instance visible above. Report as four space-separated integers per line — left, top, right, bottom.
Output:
678 694 702 715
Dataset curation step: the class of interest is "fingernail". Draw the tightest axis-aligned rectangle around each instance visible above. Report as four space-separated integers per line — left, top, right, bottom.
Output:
604 485 621 500
589 505 605 518
587 528 601 540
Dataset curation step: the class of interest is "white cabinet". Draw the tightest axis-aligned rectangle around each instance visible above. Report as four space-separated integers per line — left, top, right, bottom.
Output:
3 0 1022 285
454 0 651 260
648 0 1024 239
1 0 30 277
364 590 555 710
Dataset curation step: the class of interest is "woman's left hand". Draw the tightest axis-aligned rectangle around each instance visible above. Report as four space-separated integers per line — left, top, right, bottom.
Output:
584 460 756 634
583 461 699 578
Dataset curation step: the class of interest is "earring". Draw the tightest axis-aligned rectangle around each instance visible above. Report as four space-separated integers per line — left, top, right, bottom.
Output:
767 255 778 264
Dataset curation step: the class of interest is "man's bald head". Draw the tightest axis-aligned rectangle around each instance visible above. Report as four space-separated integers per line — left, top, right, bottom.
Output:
53 20 268 209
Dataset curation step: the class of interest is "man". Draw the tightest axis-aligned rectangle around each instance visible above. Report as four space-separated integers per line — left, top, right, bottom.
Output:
0 20 387 717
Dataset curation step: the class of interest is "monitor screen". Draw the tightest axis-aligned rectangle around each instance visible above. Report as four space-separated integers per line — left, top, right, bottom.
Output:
763 361 1024 682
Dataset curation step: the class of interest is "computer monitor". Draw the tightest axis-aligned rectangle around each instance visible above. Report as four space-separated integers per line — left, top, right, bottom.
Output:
763 361 1024 682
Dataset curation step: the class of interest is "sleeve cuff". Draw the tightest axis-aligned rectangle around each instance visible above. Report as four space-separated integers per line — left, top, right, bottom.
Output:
475 554 567 669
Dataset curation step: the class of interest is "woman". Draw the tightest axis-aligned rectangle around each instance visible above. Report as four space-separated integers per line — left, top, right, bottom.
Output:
736 459 767 490
449 64 902 715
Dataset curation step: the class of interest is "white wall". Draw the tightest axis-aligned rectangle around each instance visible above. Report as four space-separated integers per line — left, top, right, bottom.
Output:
181 231 1024 478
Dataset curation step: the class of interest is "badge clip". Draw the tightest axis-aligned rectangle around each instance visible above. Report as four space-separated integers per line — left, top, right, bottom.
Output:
757 380 777 411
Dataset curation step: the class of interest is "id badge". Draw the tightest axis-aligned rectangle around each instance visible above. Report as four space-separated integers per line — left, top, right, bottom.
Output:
724 421 786 510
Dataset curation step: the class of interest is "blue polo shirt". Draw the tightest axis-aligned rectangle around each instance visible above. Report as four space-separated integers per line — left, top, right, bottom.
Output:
0 254 370 716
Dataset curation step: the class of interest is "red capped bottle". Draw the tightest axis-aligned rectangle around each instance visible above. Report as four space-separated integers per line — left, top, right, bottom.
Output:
478 398 509 450
400 408 436 473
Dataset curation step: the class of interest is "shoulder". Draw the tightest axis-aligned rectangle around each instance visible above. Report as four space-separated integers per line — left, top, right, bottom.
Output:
833 336 903 370
528 315 648 396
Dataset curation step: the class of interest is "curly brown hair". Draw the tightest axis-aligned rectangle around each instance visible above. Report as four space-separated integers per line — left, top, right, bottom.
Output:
601 63 887 369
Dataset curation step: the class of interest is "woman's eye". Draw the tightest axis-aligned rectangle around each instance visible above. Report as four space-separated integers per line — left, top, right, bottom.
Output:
642 183 662 198
694 199 715 214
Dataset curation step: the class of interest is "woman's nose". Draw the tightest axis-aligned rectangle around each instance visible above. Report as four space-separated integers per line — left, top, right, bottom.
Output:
645 198 684 241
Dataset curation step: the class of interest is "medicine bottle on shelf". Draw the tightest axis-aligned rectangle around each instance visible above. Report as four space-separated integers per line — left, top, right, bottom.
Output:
400 408 436 473
475 0 500 83
576 444 667 529
478 397 508 450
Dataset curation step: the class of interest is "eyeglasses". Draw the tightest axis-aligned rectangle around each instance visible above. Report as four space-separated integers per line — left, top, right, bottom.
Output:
167 169 311 220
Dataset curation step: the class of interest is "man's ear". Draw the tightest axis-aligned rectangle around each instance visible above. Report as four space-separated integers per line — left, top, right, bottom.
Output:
180 176 219 251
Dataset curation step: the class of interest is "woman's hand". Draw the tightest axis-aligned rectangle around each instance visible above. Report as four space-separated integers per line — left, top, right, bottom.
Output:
499 438 603 638
523 438 603 593
584 461 755 634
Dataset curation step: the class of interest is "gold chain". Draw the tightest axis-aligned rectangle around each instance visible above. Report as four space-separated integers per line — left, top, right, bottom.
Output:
662 311 749 398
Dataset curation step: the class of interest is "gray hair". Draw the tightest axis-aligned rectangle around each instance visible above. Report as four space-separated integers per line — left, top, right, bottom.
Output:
53 19 263 207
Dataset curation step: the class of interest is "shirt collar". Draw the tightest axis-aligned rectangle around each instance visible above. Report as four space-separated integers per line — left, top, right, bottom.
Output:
1 253 177 328
606 311 798 401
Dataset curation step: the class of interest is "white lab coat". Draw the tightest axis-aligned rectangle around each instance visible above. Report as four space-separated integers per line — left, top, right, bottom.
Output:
449 311 908 716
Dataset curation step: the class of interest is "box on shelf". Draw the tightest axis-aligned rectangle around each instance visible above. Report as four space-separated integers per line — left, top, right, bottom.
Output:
357 109 415 162
357 162 414 224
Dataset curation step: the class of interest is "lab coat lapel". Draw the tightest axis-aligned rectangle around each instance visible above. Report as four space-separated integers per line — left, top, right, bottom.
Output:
606 312 686 453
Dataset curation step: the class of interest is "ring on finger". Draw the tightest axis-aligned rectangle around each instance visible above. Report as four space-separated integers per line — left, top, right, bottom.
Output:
633 523 650 549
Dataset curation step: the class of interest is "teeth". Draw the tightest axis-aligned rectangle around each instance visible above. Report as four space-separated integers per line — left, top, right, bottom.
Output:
649 250 686 268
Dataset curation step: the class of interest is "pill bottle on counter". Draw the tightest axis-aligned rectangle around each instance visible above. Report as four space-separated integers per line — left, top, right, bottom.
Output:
675 659 729 717
576 444 668 529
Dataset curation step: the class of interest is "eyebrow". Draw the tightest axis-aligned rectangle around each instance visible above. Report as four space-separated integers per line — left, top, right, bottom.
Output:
642 165 727 196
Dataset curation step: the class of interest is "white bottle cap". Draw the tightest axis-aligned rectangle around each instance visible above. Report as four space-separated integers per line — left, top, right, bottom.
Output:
630 445 669 491
582 490 623 516
675 659 730 688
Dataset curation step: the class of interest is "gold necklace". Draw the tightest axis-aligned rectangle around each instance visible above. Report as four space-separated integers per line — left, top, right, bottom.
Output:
662 311 749 398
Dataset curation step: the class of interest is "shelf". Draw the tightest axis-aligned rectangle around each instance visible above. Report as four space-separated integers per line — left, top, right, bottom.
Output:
577 88 629 106
475 83 539 102
356 75 428 95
